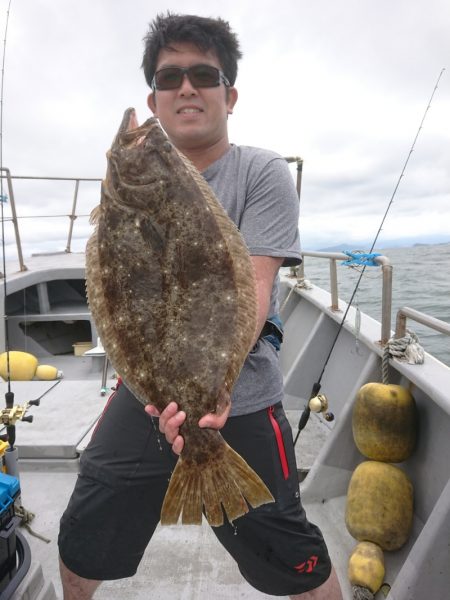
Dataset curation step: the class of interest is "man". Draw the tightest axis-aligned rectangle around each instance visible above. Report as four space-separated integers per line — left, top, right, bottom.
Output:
58 13 343 600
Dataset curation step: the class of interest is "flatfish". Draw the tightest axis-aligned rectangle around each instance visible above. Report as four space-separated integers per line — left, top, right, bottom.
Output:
86 108 274 526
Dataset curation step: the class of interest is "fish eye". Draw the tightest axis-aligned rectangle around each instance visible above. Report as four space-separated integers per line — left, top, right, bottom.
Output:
163 141 172 152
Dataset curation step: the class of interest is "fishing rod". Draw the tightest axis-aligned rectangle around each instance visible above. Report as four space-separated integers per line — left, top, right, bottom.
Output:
294 67 446 445
1 1 12 346
0 0 37 469
1 0 16 451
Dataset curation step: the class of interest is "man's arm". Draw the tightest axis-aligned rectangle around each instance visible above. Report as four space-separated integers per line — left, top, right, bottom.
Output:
249 255 283 346
145 255 283 453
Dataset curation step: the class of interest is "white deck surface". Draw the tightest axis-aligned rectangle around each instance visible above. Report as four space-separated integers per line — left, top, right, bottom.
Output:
18 469 286 600
0 370 342 600
5 377 341 599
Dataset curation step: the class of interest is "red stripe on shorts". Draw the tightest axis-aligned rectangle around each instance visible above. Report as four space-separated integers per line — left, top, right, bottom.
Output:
91 377 123 439
268 405 290 480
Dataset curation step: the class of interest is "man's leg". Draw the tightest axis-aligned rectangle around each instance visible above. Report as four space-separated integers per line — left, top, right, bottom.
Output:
290 566 342 599
213 404 343 598
59 558 101 600
58 384 177 595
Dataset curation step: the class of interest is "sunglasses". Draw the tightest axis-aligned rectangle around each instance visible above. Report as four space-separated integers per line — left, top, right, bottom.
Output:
151 64 231 91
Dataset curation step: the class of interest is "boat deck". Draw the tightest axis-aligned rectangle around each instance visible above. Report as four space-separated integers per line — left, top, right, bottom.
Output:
2 254 450 599
5 376 335 600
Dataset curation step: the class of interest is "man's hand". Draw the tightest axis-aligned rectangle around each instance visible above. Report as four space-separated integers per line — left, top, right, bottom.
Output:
145 388 231 455
146 402 186 454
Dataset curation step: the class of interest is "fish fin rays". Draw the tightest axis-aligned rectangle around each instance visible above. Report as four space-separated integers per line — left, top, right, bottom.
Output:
160 442 274 527
89 205 101 225
139 218 165 255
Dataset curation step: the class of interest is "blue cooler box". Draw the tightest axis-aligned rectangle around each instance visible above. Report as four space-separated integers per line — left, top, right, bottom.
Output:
0 472 20 591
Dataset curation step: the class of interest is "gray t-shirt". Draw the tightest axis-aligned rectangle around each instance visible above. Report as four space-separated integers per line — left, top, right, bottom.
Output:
202 145 301 416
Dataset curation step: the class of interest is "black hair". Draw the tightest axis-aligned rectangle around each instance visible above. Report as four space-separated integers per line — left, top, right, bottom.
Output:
142 13 242 88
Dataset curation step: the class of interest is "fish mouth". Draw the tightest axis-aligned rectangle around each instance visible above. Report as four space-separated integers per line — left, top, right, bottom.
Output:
109 110 173 187
119 117 160 149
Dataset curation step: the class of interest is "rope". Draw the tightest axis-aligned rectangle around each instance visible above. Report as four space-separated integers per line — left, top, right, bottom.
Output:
352 585 374 600
381 345 390 385
296 276 312 290
279 275 313 315
342 251 382 267
15 504 51 543
382 329 425 384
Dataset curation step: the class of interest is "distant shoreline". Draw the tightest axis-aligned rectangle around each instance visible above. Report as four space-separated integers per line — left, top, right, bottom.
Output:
313 240 450 253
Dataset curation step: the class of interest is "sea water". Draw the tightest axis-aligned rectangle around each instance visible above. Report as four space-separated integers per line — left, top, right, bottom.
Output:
298 243 450 367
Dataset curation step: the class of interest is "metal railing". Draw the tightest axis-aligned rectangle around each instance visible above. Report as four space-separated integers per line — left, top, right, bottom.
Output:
3 169 449 350
0 169 101 275
285 157 303 199
0 168 27 273
295 252 450 348
395 306 450 339
1 161 302 278
297 250 393 345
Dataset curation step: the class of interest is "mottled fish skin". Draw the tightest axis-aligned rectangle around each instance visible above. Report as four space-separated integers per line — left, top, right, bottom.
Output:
86 109 274 525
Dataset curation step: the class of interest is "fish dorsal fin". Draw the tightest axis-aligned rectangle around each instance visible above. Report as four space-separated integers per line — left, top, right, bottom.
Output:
89 204 101 225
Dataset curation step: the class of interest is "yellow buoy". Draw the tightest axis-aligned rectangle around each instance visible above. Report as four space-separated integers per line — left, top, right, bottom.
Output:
345 460 413 551
35 365 63 380
348 541 385 595
0 351 38 381
352 382 417 462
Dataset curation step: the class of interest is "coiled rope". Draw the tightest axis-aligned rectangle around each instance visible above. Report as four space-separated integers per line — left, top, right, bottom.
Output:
381 329 425 384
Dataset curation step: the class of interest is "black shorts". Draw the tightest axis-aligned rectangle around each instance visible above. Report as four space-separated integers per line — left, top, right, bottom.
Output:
58 384 331 596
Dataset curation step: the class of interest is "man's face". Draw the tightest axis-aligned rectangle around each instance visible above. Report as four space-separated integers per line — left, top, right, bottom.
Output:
147 42 237 153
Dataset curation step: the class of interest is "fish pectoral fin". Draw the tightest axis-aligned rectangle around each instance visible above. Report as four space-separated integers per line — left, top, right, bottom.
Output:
140 219 165 255
160 442 274 527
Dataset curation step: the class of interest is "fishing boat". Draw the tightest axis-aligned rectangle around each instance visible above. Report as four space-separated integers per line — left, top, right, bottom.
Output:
0 167 449 600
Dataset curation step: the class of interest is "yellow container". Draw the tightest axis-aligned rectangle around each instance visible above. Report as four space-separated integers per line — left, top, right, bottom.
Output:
0 439 9 473
73 342 93 356
35 365 63 380
0 351 38 381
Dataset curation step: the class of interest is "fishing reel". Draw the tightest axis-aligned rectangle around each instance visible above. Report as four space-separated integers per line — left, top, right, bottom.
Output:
1 402 37 427
1 391 39 427
1 391 40 451
308 394 334 422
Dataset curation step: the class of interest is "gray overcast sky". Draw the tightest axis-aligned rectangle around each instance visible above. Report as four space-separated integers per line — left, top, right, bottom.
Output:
1 0 449 255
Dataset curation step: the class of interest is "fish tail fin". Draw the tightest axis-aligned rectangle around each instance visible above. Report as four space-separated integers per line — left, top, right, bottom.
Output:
160 441 274 527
